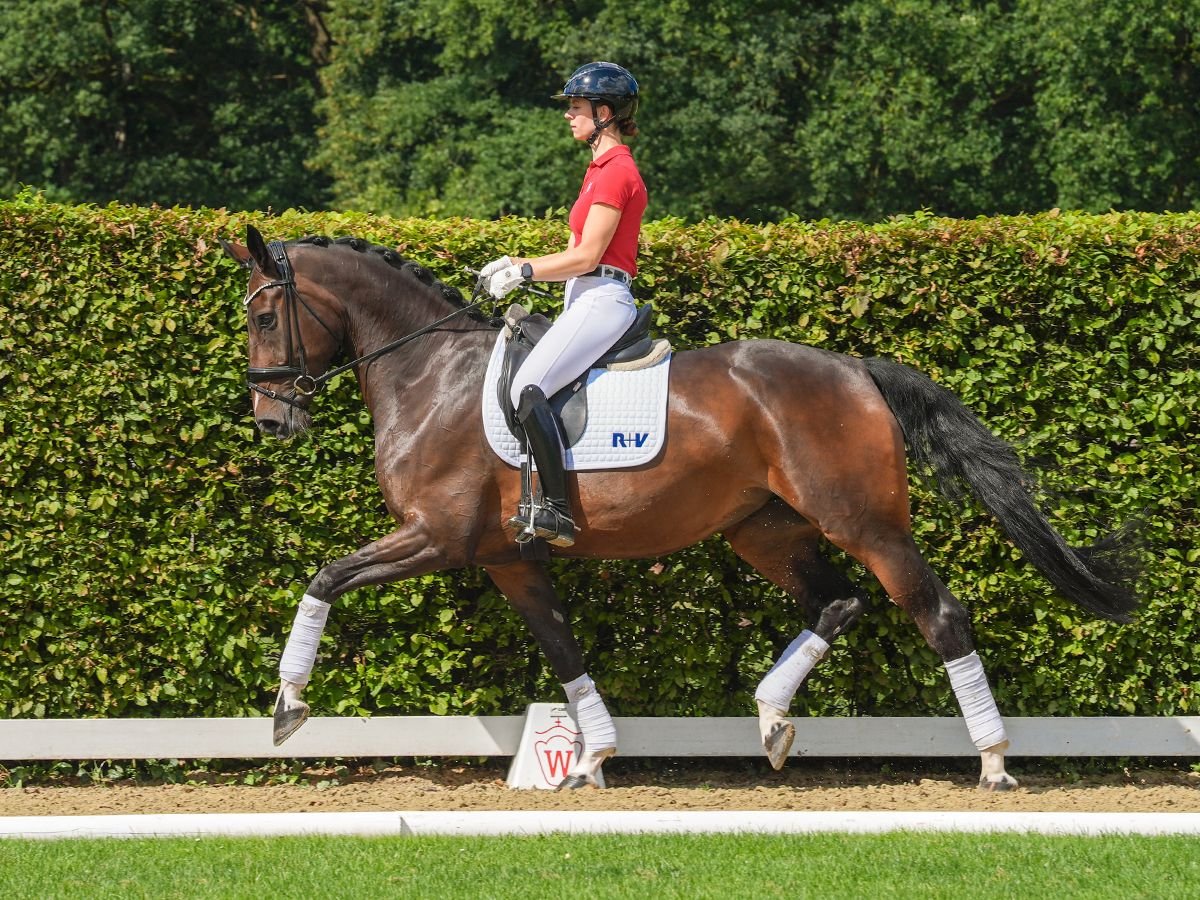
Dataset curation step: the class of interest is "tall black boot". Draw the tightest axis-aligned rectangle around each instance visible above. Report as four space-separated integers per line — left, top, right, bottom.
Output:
508 385 577 547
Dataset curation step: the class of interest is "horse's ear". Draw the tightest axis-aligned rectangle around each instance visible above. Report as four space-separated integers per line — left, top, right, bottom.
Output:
244 224 280 278
220 238 253 271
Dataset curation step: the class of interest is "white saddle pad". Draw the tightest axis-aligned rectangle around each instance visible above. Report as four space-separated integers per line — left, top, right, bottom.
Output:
482 332 671 471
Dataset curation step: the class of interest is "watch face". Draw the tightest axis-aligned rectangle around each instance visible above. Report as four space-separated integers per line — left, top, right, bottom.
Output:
522 262 534 279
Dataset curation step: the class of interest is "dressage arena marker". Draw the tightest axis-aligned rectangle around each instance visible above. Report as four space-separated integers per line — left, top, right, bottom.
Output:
505 703 602 789
3 811 1200 840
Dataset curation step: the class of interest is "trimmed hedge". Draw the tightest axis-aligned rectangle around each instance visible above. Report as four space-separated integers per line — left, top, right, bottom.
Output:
1 192 1196 723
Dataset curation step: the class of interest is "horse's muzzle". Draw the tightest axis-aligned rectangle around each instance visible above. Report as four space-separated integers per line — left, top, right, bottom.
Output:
257 410 312 439
257 416 289 438
255 401 313 439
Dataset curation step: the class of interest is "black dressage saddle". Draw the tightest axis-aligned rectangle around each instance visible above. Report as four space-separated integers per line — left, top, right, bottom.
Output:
496 302 664 447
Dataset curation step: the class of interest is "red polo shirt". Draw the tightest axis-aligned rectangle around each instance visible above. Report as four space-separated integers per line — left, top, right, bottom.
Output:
568 145 647 276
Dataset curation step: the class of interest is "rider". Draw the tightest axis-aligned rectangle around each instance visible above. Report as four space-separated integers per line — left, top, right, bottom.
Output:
481 61 647 548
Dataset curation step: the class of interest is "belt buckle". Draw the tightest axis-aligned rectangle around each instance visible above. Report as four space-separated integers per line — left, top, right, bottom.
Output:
593 264 630 285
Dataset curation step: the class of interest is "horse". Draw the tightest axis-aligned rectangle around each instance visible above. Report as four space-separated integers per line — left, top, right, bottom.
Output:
222 225 1139 790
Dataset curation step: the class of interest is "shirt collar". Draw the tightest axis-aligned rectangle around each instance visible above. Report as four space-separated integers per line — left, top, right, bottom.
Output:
589 144 632 169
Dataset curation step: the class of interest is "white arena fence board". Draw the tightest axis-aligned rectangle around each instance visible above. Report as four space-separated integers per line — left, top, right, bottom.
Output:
1 714 1198 761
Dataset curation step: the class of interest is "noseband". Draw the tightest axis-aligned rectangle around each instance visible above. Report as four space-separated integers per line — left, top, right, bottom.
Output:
245 240 489 411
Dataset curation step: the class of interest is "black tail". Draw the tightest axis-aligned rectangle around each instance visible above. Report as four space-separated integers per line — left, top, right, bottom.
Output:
863 357 1140 623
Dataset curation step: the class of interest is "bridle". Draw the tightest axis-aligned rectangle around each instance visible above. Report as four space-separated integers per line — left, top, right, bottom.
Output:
245 240 489 411
245 240 339 409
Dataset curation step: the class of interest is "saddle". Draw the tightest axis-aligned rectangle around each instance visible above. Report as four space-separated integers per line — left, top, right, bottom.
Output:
496 303 671 447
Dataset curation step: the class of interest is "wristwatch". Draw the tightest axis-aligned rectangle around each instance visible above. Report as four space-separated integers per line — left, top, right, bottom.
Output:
521 262 534 280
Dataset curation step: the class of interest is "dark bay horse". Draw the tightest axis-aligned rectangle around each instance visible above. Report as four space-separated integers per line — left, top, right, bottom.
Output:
223 226 1138 790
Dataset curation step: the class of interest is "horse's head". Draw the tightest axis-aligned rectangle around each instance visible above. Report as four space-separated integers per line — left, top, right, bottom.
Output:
222 225 345 439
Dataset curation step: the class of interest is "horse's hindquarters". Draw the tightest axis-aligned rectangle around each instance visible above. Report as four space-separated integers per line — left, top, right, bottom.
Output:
560 341 907 558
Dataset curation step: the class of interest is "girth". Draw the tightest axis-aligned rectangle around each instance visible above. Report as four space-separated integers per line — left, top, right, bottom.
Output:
496 302 669 447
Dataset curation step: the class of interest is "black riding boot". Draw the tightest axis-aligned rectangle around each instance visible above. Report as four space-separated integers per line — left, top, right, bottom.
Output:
509 385 578 547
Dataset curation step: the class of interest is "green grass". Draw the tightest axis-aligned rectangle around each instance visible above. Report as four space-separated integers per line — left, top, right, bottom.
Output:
1 833 1198 899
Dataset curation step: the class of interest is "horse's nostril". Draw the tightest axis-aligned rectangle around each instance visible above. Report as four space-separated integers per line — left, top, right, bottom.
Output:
258 418 285 437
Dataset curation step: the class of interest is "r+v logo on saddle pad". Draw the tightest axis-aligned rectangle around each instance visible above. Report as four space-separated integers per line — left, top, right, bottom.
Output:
612 432 650 448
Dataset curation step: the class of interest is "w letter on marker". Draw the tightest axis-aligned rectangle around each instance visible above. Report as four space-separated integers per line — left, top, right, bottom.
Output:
542 749 573 779
535 726 582 784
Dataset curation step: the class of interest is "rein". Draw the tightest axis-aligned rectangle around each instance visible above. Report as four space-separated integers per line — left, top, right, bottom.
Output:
246 240 489 409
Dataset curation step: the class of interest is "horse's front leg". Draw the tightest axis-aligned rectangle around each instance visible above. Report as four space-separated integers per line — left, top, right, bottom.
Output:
485 560 616 789
273 519 452 745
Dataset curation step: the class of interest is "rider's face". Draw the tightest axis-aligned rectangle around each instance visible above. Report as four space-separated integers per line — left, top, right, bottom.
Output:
564 98 593 141
564 97 611 141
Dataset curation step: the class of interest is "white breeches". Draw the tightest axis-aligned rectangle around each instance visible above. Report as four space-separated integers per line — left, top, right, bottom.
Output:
508 276 637 410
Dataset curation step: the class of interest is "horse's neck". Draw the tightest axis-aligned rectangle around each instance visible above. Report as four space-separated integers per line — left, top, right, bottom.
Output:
342 280 459 362
344 289 495 425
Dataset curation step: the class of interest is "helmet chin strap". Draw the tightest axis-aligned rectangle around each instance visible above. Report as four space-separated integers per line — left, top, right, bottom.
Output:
587 99 616 147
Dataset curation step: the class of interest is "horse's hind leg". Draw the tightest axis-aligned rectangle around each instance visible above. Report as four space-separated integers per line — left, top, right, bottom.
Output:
766 389 1017 790
724 498 871 770
853 534 1018 791
485 560 616 789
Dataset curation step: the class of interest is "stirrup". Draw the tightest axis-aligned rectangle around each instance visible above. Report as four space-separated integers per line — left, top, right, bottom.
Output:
508 507 577 548
511 433 576 547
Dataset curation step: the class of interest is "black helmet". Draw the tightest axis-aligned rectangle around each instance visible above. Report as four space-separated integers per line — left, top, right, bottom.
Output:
554 61 639 122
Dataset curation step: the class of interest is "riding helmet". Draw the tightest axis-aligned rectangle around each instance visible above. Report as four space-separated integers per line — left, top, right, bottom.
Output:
553 61 639 121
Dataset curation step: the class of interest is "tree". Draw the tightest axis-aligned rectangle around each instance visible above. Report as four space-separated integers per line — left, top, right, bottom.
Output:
311 0 574 217
1026 0 1200 212
0 0 331 210
796 0 1045 220
592 0 838 221
313 0 839 221
6 1 1199 220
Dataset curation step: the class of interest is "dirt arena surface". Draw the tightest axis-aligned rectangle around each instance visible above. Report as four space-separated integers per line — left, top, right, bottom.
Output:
3 760 1197 817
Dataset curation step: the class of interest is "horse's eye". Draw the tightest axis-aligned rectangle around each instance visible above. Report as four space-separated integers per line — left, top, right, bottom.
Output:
256 312 276 330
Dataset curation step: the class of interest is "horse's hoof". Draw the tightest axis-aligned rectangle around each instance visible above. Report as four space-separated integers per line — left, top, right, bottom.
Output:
273 696 310 746
764 720 795 771
556 774 598 791
978 774 1019 792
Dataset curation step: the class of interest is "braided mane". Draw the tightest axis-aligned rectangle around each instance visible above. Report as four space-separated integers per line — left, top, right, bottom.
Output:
294 234 491 323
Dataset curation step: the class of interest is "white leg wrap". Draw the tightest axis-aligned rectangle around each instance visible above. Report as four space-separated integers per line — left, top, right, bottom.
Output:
278 595 331 687
562 673 617 751
754 630 830 713
945 651 1007 751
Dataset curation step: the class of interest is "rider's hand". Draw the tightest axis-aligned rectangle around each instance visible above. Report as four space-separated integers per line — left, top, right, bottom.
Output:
479 256 513 278
486 263 526 300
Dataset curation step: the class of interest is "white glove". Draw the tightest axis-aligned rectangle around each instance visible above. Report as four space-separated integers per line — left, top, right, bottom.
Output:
486 263 526 299
479 256 513 278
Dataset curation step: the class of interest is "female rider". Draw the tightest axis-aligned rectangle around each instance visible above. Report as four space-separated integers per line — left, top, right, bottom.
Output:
481 61 647 549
